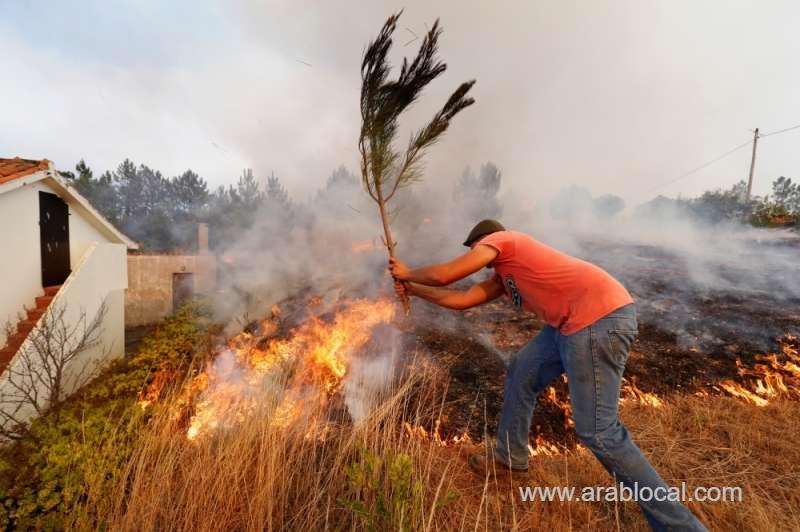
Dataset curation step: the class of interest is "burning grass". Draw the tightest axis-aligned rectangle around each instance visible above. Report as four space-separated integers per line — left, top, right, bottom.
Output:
82 299 799 530
4 294 799 530
716 336 800 407
183 298 396 440
76 377 800 531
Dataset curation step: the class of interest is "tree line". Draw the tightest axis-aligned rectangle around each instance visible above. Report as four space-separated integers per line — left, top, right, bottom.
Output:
60 160 296 252
60 159 509 252
60 158 797 252
638 177 800 227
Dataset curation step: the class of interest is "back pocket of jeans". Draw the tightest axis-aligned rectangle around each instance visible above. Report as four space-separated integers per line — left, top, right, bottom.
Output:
607 329 637 367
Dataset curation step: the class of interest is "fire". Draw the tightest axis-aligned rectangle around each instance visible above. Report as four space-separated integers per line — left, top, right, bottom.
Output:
402 421 573 457
528 434 562 457
545 384 575 427
402 420 473 447
186 298 396 440
717 337 800 406
137 366 180 410
718 381 769 407
621 379 664 408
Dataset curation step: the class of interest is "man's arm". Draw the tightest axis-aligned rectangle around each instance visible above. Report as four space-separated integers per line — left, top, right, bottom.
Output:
389 245 498 287
400 276 504 310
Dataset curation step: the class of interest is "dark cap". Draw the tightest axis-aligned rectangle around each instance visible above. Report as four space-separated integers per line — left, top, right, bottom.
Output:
463 219 506 247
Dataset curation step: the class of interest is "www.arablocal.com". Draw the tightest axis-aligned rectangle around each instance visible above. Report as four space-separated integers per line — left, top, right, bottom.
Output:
519 482 742 503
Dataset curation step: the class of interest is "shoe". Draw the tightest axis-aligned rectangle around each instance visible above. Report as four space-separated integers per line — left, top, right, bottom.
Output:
468 452 528 477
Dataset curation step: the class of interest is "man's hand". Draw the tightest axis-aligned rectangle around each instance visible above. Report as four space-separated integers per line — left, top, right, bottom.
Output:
388 257 411 281
394 279 409 299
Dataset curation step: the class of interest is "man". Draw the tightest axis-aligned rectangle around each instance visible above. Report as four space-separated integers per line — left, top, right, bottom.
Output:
389 219 705 531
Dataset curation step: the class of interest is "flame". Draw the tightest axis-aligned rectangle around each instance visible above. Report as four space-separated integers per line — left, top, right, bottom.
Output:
621 379 664 408
138 366 180 410
718 381 769 407
404 422 571 457
528 435 562 457
402 421 473 447
545 384 575 427
186 298 395 440
718 337 800 406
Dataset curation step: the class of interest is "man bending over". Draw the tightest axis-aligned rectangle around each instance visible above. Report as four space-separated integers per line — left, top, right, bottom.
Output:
389 219 705 531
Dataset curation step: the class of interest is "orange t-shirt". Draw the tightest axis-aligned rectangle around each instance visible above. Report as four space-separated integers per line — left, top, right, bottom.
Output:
478 231 633 335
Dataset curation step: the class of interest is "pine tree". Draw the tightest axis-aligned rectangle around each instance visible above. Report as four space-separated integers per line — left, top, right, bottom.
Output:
359 11 476 312
772 176 799 214
172 170 209 215
93 170 120 224
266 172 290 208
74 160 94 195
453 162 502 221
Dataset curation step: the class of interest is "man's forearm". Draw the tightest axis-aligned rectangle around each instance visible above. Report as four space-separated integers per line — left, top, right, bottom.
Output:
392 246 498 287
407 282 472 310
405 264 450 286
403 276 502 311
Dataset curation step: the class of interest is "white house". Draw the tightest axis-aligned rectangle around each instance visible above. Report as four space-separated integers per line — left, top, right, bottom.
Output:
0 158 137 426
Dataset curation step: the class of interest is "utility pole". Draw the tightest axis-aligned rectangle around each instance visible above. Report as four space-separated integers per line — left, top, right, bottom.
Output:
745 127 759 202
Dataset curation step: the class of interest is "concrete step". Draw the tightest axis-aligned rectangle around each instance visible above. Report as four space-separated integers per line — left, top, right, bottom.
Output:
0 335 23 357
0 352 13 373
43 285 62 297
16 320 36 336
6 334 24 349
0 287 61 375
26 308 44 322
35 295 54 309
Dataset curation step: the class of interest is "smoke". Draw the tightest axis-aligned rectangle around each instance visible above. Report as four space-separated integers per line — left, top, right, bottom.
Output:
502 187 800 352
210 167 388 323
342 325 401 422
183 147 800 434
4 2 799 438
211 155 799 358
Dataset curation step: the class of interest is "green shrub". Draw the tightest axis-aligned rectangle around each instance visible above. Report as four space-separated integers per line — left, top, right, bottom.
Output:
339 447 456 531
0 303 211 529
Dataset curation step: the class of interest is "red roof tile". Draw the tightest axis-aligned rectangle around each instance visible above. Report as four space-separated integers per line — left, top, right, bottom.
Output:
0 157 51 185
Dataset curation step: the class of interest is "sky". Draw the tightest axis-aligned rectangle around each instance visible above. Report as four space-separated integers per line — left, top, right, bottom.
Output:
2 0 799 207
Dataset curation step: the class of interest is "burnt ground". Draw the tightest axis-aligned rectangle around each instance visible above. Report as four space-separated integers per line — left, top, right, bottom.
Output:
394 238 800 448
236 239 800 450
582 238 800 354
402 297 799 450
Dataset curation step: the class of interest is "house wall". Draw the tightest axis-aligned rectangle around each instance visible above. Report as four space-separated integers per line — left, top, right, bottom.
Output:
125 254 217 327
0 242 128 429
0 181 109 347
55 243 127 391
0 184 41 347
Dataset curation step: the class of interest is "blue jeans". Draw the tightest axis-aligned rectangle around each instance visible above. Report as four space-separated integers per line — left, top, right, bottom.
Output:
495 304 706 531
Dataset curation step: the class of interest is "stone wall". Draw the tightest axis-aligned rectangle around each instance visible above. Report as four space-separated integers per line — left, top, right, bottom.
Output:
125 254 216 327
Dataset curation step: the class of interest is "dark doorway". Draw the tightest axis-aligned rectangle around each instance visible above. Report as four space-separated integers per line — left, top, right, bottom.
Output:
172 273 195 311
39 191 71 287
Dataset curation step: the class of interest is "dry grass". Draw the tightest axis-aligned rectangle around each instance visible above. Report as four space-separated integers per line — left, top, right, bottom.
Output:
70 366 800 531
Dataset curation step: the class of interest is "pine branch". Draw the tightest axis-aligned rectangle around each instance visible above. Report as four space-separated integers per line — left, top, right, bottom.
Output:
359 12 476 314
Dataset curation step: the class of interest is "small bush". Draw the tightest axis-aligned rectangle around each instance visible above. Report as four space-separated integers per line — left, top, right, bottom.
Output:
0 303 211 529
339 447 456 531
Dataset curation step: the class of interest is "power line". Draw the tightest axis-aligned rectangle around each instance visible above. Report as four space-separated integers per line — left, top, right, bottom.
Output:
760 123 800 138
646 120 799 194
646 139 752 193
